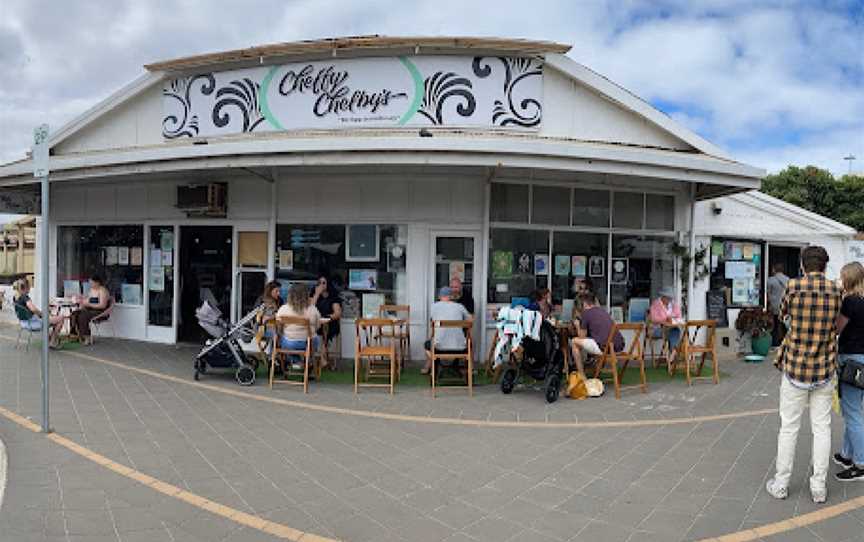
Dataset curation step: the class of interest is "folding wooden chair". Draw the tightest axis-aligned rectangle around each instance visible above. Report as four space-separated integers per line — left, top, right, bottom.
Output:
429 320 474 397
677 320 719 386
379 304 410 370
355 318 398 395
592 322 646 399
643 319 671 369
270 316 318 393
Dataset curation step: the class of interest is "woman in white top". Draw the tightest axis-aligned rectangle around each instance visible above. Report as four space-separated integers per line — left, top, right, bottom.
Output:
275 283 322 357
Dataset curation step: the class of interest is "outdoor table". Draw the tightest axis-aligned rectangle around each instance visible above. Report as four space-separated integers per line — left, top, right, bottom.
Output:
50 297 79 338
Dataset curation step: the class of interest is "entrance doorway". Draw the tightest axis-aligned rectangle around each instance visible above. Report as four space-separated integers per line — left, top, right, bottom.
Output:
178 226 233 343
769 245 802 280
430 231 481 357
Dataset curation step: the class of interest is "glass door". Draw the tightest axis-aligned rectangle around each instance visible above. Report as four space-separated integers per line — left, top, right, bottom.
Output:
430 231 481 357
146 225 177 343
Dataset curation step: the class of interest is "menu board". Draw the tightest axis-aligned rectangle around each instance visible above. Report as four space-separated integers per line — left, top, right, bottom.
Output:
706 289 728 327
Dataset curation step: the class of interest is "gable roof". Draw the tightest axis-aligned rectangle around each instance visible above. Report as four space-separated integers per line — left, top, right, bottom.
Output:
728 191 857 235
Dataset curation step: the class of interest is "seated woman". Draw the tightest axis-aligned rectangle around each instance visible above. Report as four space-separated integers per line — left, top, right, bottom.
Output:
255 280 283 343
311 274 342 347
13 279 67 348
648 286 683 364
528 288 553 319
74 274 110 346
275 283 324 370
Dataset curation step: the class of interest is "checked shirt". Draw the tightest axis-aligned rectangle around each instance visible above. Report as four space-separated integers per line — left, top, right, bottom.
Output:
775 272 842 383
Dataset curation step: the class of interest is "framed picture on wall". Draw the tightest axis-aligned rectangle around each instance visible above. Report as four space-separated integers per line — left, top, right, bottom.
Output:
589 255 605 277
346 225 379 262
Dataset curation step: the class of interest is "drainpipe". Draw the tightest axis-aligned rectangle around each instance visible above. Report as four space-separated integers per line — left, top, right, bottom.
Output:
688 183 697 319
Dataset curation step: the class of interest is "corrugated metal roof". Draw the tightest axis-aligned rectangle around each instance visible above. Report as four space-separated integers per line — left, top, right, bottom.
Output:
144 35 571 72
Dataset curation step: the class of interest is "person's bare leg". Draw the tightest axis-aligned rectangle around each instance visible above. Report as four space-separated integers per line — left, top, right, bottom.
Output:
421 350 432 374
570 339 586 376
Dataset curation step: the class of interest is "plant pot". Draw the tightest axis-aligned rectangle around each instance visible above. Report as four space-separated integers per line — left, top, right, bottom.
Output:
751 333 771 357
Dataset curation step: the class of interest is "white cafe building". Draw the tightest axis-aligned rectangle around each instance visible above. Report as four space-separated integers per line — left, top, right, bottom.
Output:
0 36 764 358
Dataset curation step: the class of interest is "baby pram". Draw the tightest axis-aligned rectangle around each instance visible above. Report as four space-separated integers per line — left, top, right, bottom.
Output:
194 301 262 385
500 319 565 403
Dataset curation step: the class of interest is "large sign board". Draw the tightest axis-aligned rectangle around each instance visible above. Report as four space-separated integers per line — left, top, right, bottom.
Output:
162 56 543 139
850 241 864 264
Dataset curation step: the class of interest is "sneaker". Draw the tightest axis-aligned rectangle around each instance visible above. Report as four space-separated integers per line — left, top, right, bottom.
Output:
835 466 864 482
811 487 827 504
833 453 854 469
765 478 788 500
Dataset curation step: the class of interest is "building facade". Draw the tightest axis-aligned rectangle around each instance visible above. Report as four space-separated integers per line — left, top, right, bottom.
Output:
0 36 764 358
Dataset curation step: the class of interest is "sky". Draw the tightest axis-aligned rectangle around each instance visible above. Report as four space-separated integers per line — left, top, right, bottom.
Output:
0 0 862 184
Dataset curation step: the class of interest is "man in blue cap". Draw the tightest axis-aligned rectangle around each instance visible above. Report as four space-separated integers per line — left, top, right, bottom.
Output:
421 286 473 375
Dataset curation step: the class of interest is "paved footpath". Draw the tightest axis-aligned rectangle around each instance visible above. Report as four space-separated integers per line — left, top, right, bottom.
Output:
2 329 864 541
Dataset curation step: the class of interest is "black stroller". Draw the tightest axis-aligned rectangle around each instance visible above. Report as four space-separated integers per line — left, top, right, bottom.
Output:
194 302 262 385
500 320 565 403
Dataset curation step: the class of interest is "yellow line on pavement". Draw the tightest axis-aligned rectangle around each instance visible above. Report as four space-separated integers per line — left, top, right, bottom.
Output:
0 405 338 542
700 495 864 542
0 334 778 429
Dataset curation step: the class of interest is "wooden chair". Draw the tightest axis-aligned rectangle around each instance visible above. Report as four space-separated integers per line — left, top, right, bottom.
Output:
270 316 318 393
592 323 646 399
355 318 398 395
379 304 410 371
643 318 671 370
89 297 116 343
429 320 474 397
677 320 719 386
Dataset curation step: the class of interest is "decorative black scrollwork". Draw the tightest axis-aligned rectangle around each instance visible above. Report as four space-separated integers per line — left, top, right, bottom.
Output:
162 74 216 139
212 78 265 133
418 71 476 125
472 56 543 128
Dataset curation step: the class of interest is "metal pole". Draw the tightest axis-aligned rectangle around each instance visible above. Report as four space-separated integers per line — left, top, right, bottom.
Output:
40 173 50 433
688 183 697 320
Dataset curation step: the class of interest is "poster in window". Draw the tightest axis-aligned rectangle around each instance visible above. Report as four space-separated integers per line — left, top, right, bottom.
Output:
610 306 624 324
730 243 743 260
747 279 760 306
534 254 549 275
349 269 378 290
732 278 748 304
449 261 465 282
571 256 587 277
278 249 294 270
130 247 142 266
554 255 570 276
517 253 531 274
121 283 142 305
118 247 129 266
712 240 725 258
150 248 161 267
725 261 756 279
589 256 605 277
149 266 165 292
362 293 385 319
160 231 174 252
161 250 173 266
492 250 513 278
611 258 628 284
387 245 406 272
104 246 118 266
346 225 379 262
742 243 753 261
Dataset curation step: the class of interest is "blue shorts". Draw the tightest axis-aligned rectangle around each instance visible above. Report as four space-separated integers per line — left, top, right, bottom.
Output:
20 317 43 331
279 336 320 351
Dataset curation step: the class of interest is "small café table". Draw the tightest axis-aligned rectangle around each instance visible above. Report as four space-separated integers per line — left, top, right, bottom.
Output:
551 319 577 374
50 297 79 338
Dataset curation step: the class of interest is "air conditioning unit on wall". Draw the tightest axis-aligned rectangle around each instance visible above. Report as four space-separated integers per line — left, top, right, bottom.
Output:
176 183 227 217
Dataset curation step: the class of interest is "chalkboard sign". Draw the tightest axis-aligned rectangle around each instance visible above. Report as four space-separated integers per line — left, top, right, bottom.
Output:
706 289 728 327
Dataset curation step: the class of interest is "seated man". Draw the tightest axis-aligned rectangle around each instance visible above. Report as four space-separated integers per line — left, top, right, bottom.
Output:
421 287 473 375
570 292 624 376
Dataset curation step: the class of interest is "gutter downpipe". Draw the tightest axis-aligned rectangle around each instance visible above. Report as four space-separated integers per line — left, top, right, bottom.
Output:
688 183 697 319
480 164 499 362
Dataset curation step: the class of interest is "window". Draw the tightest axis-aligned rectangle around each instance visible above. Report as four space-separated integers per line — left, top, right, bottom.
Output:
148 226 174 325
709 237 764 308
275 224 407 319
57 225 144 305
613 192 644 229
488 228 549 305
551 232 609 307
646 194 675 230
490 183 529 222
531 186 570 225
611 235 675 322
572 188 610 227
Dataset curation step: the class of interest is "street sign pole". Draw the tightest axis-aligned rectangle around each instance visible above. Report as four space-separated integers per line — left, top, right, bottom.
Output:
33 124 51 434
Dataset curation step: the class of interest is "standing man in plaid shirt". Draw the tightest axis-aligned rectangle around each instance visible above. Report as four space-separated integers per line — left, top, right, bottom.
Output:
767 246 842 504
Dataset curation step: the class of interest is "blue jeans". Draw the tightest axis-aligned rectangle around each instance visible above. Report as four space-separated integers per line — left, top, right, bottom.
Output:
279 336 320 352
653 326 681 348
840 354 864 466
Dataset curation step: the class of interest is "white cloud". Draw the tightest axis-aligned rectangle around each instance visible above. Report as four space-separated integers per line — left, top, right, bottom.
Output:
0 0 860 176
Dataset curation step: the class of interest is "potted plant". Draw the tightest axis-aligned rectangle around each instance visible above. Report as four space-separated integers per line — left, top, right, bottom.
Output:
735 308 774 357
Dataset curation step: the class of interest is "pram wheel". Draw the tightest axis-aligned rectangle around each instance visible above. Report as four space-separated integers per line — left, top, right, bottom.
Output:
236 366 255 386
500 369 516 394
544 373 560 403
